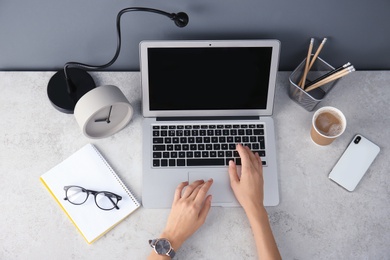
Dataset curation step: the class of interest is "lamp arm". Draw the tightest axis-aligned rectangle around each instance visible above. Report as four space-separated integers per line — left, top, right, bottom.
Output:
64 7 188 80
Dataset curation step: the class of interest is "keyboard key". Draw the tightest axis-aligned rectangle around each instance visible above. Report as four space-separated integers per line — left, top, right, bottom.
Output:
153 160 160 167
153 152 162 158
153 145 165 151
187 158 225 166
254 129 264 135
153 138 163 143
177 159 185 166
161 159 168 167
169 159 175 166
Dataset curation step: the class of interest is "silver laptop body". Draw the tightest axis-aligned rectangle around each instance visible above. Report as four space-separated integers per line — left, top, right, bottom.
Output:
140 40 280 208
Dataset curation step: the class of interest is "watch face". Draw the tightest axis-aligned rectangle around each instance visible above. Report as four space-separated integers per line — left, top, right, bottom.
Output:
85 103 132 138
155 239 171 255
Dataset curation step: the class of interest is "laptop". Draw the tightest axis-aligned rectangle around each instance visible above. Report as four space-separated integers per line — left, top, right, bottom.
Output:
140 39 280 208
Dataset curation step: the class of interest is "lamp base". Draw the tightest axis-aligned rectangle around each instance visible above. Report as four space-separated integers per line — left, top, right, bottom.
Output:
47 68 96 114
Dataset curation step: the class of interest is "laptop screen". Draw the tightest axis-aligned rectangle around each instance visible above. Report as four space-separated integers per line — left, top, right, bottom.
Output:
140 40 280 117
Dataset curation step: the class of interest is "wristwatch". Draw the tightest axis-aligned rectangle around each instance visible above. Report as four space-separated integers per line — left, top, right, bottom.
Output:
149 238 176 258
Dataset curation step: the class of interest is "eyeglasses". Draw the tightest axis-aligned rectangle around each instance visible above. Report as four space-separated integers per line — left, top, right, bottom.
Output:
63 185 122 211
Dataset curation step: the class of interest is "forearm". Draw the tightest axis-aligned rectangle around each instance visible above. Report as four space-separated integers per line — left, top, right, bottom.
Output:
245 206 281 260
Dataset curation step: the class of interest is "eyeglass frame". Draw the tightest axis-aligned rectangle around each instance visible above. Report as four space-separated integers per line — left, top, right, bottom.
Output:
63 185 122 211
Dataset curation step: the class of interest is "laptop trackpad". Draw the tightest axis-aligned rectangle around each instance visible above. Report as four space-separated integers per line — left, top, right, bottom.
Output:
188 171 235 203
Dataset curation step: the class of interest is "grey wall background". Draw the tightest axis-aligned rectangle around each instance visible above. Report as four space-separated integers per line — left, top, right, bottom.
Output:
1 0 389 71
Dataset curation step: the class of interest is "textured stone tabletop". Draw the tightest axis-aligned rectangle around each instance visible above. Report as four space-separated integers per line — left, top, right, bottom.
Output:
0 71 389 259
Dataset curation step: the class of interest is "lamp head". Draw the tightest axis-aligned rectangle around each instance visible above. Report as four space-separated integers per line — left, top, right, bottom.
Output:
171 12 189 28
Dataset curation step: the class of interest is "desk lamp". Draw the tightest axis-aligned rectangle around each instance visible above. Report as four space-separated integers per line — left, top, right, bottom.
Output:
46 7 189 138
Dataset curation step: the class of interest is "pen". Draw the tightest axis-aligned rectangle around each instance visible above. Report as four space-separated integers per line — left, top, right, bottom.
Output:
304 62 351 89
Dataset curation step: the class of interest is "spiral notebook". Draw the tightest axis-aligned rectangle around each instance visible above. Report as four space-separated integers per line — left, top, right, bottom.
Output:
40 143 140 244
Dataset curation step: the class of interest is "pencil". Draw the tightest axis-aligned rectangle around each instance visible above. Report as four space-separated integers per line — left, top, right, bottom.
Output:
299 38 314 88
305 66 355 92
308 38 327 70
304 62 351 89
299 38 327 87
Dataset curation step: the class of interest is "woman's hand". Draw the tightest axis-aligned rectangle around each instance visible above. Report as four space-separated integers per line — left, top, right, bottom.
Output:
160 179 213 251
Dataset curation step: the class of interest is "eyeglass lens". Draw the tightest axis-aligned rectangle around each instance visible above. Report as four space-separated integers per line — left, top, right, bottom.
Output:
66 186 88 204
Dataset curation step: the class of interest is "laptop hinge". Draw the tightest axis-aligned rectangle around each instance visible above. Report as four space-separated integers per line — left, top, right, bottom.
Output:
156 116 260 121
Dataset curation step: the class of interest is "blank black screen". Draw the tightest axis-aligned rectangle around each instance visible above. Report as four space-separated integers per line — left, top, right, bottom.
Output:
148 47 272 110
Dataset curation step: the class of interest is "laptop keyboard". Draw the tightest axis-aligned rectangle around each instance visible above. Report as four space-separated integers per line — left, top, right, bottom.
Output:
151 123 267 168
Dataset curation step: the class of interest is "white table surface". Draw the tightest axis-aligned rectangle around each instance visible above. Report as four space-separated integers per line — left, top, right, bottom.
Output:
1 71 389 260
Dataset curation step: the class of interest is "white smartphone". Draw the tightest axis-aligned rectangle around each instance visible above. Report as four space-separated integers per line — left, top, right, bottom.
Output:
328 134 380 191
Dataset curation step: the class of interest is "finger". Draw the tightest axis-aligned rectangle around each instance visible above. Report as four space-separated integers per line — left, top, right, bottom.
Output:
194 179 213 205
181 180 204 198
198 194 212 223
228 160 240 185
254 152 264 174
244 145 258 165
236 144 252 168
173 181 188 202
188 182 204 200
254 152 262 166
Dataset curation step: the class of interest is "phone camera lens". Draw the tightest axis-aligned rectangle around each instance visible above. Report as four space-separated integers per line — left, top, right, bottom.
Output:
354 136 361 144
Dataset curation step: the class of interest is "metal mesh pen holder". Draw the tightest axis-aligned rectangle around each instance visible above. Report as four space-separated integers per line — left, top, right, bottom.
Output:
288 56 339 111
